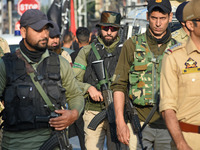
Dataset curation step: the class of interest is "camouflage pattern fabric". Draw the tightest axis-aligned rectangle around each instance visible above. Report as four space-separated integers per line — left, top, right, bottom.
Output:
0 37 11 57
129 33 174 106
0 47 4 58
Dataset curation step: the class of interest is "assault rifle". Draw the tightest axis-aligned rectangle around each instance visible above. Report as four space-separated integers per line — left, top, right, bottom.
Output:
87 60 120 149
36 112 72 150
125 96 147 150
119 23 129 43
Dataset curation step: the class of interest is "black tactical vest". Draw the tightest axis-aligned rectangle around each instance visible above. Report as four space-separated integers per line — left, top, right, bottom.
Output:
2 51 66 131
83 39 122 89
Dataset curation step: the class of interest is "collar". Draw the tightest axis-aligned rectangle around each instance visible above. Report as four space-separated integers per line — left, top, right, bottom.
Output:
179 28 188 40
186 37 200 55
146 26 171 45
19 40 50 64
97 36 120 53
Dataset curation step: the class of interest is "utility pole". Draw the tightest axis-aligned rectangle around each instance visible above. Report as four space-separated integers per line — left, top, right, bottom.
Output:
8 0 12 34
77 0 95 27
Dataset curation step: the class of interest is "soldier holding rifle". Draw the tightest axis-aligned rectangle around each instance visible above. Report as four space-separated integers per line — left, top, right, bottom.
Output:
73 11 124 150
0 9 84 150
111 0 176 149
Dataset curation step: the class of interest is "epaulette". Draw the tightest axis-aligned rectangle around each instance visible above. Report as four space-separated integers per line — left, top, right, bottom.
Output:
171 31 179 38
165 42 182 55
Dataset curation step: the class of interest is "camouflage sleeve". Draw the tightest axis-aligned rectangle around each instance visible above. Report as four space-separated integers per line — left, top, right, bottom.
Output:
61 50 72 64
111 38 135 94
0 38 10 56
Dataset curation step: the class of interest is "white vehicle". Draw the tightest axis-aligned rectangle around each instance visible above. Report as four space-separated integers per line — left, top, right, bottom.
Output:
1 34 22 53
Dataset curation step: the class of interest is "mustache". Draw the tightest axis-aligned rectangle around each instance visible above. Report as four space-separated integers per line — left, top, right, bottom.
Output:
39 38 48 42
104 35 113 38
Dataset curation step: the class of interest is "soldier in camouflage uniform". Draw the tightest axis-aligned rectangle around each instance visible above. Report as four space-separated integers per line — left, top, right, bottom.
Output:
111 0 177 149
0 37 10 57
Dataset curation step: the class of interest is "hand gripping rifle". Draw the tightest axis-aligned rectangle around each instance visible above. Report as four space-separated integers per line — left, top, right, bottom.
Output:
36 112 72 150
87 60 120 149
125 95 147 150
16 49 72 150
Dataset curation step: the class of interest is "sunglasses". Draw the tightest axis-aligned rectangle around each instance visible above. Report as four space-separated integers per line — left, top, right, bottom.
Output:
101 26 119 32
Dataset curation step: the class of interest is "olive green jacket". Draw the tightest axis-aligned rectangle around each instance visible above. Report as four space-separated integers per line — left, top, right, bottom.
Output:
0 49 84 150
73 37 120 111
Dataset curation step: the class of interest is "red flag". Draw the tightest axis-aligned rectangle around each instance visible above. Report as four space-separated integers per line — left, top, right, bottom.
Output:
70 0 76 36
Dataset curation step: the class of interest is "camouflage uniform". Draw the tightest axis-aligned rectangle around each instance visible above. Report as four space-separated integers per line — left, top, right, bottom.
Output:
0 37 10 57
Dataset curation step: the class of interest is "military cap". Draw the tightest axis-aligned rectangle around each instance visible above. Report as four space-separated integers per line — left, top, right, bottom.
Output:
49 21 61 38
148 0 172 13
96 11 121 27
183 0 200 21
175 1 189 22
20 9 53 31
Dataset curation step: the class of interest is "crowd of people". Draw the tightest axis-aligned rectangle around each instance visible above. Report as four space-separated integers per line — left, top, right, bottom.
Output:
0 0 200 149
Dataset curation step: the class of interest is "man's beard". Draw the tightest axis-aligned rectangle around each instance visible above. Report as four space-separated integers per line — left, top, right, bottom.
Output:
100 32 118 46
26 37 48 52
48 44 60 51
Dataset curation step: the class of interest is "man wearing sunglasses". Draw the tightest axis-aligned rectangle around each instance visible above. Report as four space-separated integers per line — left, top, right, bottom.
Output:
73 11 124 150
111 0 177 149
160 0 200 149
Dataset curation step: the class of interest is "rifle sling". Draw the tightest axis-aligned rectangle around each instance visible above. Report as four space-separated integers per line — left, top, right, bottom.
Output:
91 42 109 87
15 50 55 112
91 42 101 60
141 104 157 131
29 72 55 112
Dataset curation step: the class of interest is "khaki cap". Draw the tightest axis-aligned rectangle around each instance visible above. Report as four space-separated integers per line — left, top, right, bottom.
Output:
183 0 200 21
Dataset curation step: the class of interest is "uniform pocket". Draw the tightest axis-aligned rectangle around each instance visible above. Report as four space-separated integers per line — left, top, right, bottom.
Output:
17 84 34 123
181 73 200 97
3 86 18 125
46 83 61 100
129 72 139 85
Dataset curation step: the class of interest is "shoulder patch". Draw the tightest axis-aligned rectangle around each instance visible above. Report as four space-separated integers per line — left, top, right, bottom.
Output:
165 42 182 54
171 31 179 38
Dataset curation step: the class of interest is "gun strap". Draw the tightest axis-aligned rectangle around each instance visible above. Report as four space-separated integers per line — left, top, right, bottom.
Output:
91 42 110 87
141 104 157 131
91 42 101 60
29 73 55 112
15 49 55 112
